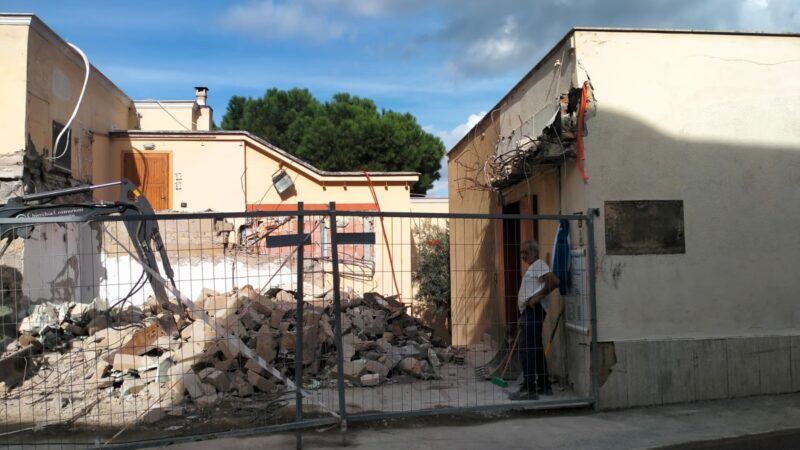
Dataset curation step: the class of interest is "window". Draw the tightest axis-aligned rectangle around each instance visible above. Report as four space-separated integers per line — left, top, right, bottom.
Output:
52 121 71 171
604 200 685 255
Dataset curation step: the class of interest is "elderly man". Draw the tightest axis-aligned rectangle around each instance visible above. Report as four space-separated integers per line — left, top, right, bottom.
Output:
509 239 560 401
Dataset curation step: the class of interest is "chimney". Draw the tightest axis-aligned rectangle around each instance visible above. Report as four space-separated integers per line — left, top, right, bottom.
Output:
195 86 208 106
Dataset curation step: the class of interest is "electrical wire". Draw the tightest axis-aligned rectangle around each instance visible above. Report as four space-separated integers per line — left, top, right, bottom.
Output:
53 43 90 161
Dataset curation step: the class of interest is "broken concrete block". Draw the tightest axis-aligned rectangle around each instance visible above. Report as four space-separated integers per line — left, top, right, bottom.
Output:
398 358 423 378
217 337 242 360
404 326 418 338
194 393 219 407
342 333 358 360
318 317 334 345
428 348 441 368
270 307 288 329
302 324 319 365
354 340 376 352
214 357 239 372
247 370 277 393
256 327 277 362
375 338 392 353
183 372 216 399
360 373 380 387
239 307 263 331
121 378 148 396
399 344 421 358
279 330 296 353
364 360 390 378
199 367 231 393
335 360 367 383
384 347 404 370
275 290 296 304
382 331 394 343
112 353 158 372
244 358 266 377
232 373 253 397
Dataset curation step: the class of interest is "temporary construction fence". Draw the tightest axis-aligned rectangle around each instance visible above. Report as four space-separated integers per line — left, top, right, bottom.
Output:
0 205 598 448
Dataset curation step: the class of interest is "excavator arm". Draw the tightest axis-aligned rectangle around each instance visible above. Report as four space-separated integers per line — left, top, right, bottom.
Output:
0 180 183 331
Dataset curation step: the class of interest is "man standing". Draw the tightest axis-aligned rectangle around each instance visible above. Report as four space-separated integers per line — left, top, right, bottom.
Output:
509 239 560 400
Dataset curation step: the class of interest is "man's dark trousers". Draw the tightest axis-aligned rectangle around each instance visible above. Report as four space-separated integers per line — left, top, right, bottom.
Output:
519 302 549 391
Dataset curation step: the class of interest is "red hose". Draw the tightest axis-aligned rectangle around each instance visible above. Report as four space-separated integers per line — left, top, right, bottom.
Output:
363 171 402 303
576 84 589 183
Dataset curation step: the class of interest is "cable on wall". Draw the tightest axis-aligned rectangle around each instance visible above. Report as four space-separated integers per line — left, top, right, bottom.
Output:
53 43 90 161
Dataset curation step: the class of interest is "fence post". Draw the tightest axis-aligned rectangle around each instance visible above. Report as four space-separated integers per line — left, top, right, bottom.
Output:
586 209 600 411
295 202 305 449
328 201 348 445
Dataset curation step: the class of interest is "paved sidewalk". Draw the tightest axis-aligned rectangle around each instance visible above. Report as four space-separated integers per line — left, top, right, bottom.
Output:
164 393 800 449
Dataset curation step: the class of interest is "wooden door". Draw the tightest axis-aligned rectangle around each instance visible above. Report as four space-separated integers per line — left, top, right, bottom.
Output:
122 152 170 210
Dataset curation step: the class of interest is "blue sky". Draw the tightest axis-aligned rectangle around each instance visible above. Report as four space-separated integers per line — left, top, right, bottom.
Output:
2 0 798 196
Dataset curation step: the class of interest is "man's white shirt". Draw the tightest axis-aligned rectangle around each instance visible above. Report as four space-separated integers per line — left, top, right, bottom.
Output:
517 259 551 313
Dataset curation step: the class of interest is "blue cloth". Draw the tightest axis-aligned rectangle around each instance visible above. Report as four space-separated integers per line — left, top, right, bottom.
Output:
552 219 571 295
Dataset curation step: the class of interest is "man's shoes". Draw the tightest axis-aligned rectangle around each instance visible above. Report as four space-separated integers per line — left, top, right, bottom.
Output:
508 389 539 401
536 385 553 396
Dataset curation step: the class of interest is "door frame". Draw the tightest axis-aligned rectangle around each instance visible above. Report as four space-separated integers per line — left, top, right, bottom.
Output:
121 150 173 211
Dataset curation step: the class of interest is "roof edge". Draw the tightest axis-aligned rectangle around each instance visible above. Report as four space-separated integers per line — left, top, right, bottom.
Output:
110 130 421 179
447 26 800 158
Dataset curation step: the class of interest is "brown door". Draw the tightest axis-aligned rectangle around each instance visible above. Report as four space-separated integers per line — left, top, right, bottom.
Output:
123 152 170 210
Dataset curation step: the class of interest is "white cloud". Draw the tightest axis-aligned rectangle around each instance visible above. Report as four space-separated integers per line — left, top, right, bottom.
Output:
220 1 346 42
435 112 485 149
426 111 486 197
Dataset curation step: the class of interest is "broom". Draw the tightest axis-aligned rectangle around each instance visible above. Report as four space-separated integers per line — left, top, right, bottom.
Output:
490 328 520 388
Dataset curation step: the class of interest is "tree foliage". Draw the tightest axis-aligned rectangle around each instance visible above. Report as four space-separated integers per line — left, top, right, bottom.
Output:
412 222 451 333
221 88 445 194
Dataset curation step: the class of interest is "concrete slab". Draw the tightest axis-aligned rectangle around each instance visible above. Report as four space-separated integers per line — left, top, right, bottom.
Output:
660 339 695 405
625 340 662 406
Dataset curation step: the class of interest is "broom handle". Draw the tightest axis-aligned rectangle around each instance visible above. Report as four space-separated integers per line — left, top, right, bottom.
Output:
499 327 521 378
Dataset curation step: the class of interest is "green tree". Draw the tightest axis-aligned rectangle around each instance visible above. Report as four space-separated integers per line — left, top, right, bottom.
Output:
221 88 445 194
412 222 451 333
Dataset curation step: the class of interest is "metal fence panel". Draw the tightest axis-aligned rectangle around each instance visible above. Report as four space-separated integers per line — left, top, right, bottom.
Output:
0 207 596 447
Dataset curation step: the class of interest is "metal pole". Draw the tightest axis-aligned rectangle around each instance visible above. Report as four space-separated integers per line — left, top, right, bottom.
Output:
328 201 348 445
586 209 601 411
295 202 305 450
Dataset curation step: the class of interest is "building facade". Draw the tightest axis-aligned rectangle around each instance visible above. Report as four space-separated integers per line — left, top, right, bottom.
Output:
448 28 800 408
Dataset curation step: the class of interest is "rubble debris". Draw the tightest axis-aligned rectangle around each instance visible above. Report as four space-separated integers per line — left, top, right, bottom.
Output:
0 284 454 427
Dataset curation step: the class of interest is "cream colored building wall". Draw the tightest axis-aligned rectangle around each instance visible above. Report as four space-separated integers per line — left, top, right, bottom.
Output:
24 18 133 188
244 142 417 301
135 104 196 132
571 30 800 342
111 136 247 212
0 23 29 158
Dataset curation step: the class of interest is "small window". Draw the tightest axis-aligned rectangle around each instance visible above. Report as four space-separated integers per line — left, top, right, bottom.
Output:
605 200 685 255
52 121 72 171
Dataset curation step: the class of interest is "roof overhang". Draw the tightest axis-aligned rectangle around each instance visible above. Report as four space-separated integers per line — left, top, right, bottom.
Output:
110 130 420 184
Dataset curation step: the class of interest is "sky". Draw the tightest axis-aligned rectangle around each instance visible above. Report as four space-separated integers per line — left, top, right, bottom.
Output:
2 0 798 196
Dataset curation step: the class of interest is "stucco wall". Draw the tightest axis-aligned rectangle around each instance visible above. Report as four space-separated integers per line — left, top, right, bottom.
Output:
135 103 197 132
0 24 28 163
20 17 133 200
111 136 248 212
572 30 800 342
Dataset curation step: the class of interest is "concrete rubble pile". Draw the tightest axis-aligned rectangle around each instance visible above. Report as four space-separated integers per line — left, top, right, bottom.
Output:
0 284 452 425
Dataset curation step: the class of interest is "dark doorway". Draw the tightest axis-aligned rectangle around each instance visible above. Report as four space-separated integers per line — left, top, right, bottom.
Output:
502 202 521 336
